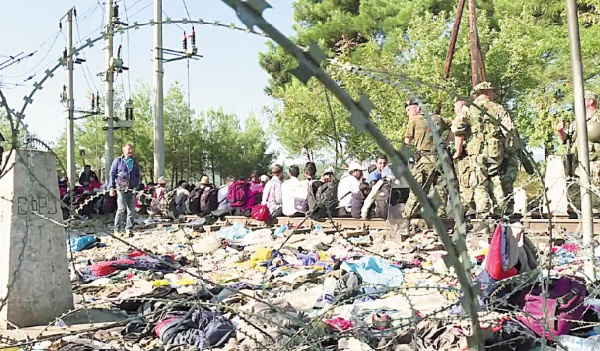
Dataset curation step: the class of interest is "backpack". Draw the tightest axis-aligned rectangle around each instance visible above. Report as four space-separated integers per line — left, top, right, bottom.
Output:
307 180 322 214
161 190 178 219
227 181 248 208
200 185 219 214
312 179 340 219
373 179 392 219
517 276 586 339
187 187 203 215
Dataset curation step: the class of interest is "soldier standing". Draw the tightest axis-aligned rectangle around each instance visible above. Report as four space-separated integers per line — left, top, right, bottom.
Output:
557 90 600 211
402 100 448 227
452 98 475 217
462 82 506 218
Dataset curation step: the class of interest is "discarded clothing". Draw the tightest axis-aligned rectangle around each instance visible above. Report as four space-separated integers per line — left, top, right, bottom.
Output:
325 317 353 331
68 235 102 252
341 256 404 287
77 252 177 283
154 307 235 349
216 223 250 241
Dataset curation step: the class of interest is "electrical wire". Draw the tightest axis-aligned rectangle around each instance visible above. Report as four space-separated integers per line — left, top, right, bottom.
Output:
75 9 100 94
122 0 132 96
0 31 62 80
182 0 192 19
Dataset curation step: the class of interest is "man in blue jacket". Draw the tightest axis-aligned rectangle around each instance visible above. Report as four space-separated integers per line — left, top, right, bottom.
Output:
109 143 141 236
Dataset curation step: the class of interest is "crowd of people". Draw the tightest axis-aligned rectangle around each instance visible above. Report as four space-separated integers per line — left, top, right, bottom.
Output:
59 82 600 236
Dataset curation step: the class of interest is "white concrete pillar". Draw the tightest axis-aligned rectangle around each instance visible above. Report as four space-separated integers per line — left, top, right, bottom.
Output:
0 150 73 328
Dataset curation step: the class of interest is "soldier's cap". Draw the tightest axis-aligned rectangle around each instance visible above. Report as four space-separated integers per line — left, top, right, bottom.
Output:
472 81 495 95
405 100 418 108
585 90 598 103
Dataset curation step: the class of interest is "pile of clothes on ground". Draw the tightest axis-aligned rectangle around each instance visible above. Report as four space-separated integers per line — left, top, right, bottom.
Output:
7 219 600 351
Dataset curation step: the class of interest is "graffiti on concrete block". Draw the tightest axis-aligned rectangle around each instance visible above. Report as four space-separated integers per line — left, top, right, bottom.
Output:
17 196 58 216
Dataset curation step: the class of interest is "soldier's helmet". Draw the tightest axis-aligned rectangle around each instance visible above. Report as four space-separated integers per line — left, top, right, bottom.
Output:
472 81 494 95
588 121 600 143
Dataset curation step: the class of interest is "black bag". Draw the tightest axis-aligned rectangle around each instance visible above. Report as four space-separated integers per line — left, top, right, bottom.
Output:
312 179 340 219
307 180 323 214
187 187 203 215
373 179 391 219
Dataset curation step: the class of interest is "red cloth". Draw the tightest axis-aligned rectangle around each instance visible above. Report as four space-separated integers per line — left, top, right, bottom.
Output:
485 223 518 280
325 317 353 331
90 259 136 276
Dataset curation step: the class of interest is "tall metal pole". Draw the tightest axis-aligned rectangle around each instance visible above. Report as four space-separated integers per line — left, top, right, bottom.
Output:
566 0 595 281
66 8 76 189
153 0 165 181
104 0 115 185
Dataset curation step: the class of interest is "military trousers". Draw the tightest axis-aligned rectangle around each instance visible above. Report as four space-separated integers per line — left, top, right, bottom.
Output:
468 148 505 218
456 155 475 216
403 154 447 219
500 153 519 215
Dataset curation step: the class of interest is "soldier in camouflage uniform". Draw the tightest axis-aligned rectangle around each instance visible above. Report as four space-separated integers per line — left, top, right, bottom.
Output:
402 101 448 221
458 82 507 218
557 90 600 211
452 98 475 217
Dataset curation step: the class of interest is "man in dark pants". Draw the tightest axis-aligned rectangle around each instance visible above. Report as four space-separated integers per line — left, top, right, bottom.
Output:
109 143 141 236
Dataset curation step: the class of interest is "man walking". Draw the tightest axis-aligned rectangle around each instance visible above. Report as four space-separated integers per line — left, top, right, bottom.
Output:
109 143 141 236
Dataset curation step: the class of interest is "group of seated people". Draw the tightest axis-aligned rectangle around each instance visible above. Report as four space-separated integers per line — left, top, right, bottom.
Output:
58 158 401 222
139 155 401 221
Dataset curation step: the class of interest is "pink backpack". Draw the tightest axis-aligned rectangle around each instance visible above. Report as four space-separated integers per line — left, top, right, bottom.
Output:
518 275 586 339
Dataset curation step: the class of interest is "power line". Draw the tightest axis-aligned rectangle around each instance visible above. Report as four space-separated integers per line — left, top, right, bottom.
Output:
182 0 191 19
122 0 132 95
75 8 99 94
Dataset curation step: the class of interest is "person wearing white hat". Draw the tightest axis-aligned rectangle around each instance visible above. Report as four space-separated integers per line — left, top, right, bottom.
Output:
337 162 366 216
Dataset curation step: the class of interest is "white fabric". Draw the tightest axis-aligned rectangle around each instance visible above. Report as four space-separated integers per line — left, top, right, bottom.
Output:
217 185 230 210
173 188 189 205
281 176 301 216
361 179 384 218
338 173 360 211
262 175 283 214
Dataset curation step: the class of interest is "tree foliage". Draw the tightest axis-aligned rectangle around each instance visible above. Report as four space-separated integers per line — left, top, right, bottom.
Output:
263 0 600 160
53 82 274 186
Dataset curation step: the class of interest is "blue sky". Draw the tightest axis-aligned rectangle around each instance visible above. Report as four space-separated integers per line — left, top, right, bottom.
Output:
0 0 294 143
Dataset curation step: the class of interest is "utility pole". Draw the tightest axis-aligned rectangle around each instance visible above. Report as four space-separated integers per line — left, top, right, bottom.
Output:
153 0 165 181
103 0 115 185
66 8 76 189
566 0 595 281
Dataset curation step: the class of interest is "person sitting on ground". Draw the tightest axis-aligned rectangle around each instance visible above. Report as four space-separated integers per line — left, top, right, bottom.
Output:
79 164 99 187
244 171 264 215
217 175 235 213
367 155 393 183
262 164 283 218
351 181 371 218
228 175 250 216
83 174 103 192
337 162 366 217
282 165 304 217
149 177 168 216
174 181 191 215
303 162 322 214
321 167 335 183
260 174 269 186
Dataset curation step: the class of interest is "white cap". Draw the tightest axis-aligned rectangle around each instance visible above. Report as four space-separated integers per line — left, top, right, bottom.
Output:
260 175 269 182
348 162 367 172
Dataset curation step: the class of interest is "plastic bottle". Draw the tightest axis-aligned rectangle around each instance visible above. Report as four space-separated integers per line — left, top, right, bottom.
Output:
556 334 600 350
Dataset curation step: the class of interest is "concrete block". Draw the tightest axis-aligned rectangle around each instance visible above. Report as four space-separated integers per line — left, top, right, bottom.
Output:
0 150 73 328
544 155 569 215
